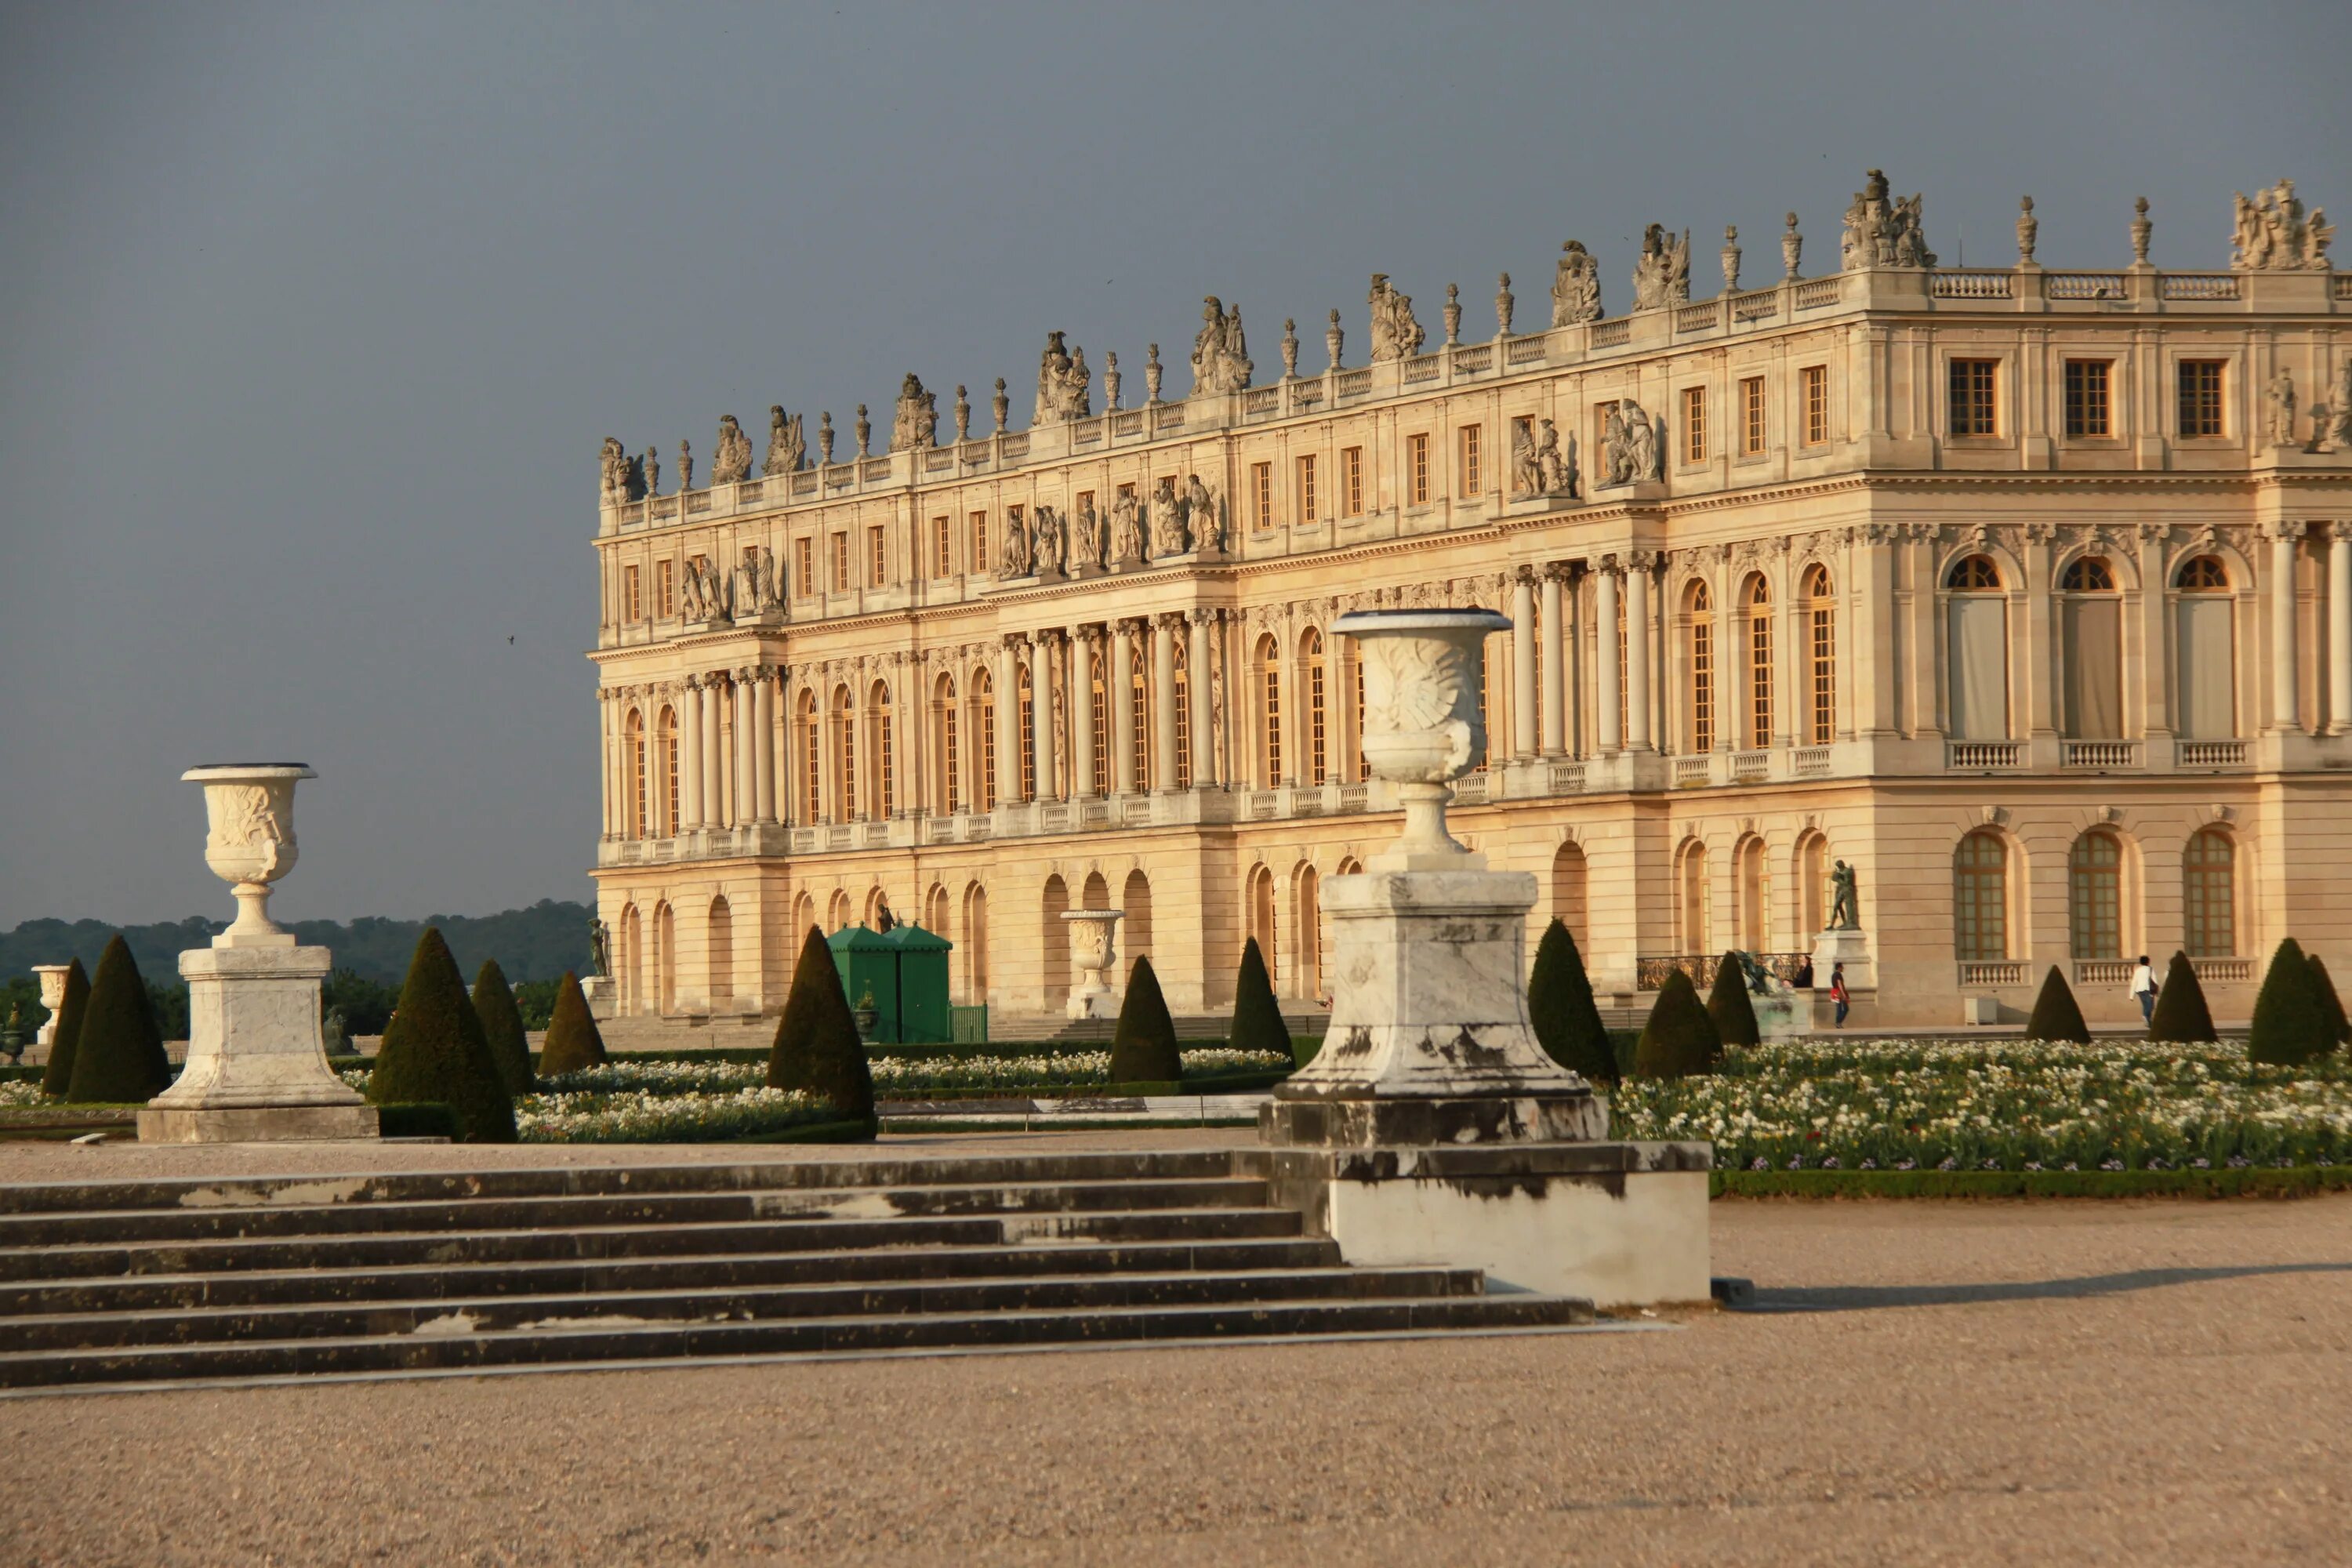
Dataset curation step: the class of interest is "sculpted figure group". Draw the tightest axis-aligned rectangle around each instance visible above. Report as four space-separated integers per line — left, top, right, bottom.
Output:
1367 274 1425 361
1509 417 1579 499
1630 224 1690 311
2230 179 2335 271
1189 299 1252 396
1599 399 1663 487
1033 333 1093 424
1840 169 1936 270
891 374 939 451
1550 241 1602 325
710 414 754 485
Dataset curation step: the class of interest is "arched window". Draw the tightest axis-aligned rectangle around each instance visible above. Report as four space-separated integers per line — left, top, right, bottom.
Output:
1247 864 1278 985
654 901 676 1011
933 673 960 814
2175 555 2236 740
1041 873 1070 1007
1255 634 1283 786
624 710 648 839
1744 574 1773 749
790 892 815 942
831 684 858 819
1123 869 1153 965
1802 564 1836 744
1016 660 1036 801
1089 652 1109 795
961 883 989 1000
1798 832 1828 938
970 668 997 810
1173 639 1192 788
1953 831 2008 962
2068 829 2123 960
656 705 681 836
2183 829 2236 956
1737 836 1769 952
867 680 894 818
1301 629 1327 784
618 903 641 1012
707 896 733 1004
1947 553 2011 741
2059 556 2122 739
1678 840 1709 955
797 690 822 823
1081 870 1111 910
864 884 888 930
1294 865 1323 1001
1130 630 1152 789
1686 581 1715 754
1552 841 1588 937
925 882 949 938
827 888 851 931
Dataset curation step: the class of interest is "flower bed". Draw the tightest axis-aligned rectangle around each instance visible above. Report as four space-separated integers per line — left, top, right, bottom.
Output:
535 1048 1291 1098
1613 1036 2351 1174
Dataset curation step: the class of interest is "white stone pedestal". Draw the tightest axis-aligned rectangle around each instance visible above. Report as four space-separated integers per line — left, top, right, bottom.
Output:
139 946 377 1143
582 976 618 1019
1753 988 1808 1042
1809 927 1875 991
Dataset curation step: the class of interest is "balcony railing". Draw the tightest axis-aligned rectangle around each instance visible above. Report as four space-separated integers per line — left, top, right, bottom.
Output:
2190 956 2252 982
1947 740 2023 769
1637 952 1809 991
1957 960 2027 988
1671 755 1712 788
2176 739 2248 768
2062 740 2140 770
2074 959 2134 989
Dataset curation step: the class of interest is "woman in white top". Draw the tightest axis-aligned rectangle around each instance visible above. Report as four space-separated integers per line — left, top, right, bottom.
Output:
2129 956 2157 1025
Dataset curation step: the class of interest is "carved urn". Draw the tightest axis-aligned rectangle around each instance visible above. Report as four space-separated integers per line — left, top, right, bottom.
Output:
182 764 314 947
1060 909 1123 1020
31 964 71 1047
1341 609 1509 868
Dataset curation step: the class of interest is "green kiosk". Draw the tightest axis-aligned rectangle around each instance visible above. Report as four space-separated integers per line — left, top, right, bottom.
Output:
826 921 954 1044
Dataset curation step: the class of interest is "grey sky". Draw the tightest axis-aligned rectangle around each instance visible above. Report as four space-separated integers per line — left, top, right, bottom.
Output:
2 1 2343 928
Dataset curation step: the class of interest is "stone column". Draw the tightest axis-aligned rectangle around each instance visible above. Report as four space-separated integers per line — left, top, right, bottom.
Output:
2331 524 2352 735
1111 620 1138 793
2269 523 2302 733
1511 568 1537 759
679 678 705 830
1595 562 1623 753
1189 611 1216 786
1029 633 1053 800
753 670 777 820
996 637 1022 806
700 677 724 824
734 671 757 825
1625 553 1654 752
1540 568 1567 756
1070 630 1096 797
1152 614 1180 790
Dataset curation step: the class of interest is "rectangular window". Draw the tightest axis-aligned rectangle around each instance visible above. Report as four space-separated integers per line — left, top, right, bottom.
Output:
1949 358 1998 437
1342 446 1364 515
1802 365 1829 445
1809 604 1836 744
867 525 886 587
1407 433 1430 505
969 511 988 573
1459 424 1483 496
1749 609 1773 746
1682 387 1707 464
1297 454 1318 524
829 533 849 593
623 564 642 621
1740 376 1766 456
2064 360 2112 438
1251 462 1273 531
931 516 950 579
794 538 813 599
2178 360 2225 437
655 559 676 619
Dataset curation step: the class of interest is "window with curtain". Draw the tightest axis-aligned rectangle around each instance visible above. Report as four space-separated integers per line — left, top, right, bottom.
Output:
2068 830 2122 959
2174 556 2236 740
2183 829 2236 956
2060 557 2122 739
1953 831 2009 961
1946 554 2010 740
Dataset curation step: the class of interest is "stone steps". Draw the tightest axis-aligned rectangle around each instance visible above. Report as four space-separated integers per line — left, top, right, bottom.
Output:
0 1150 1595 1390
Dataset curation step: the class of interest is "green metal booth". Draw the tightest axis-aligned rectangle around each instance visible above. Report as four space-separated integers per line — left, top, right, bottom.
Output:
826 922 953 1044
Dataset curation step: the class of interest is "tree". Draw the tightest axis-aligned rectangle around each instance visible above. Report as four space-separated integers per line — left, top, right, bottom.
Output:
2145 951 2217 1044
1109 956 1182 1084
367 927 516 1142
2249 938 2332 1066
1704 952 1762 1050
470 959 535 1094
766 927 874 1125
535 971 609 1076
37 958 89 1098
1230 937 1294 1062
2307 955 2349 1052
321 967 398 1036
1632 968 1722 1079
1527 920 1617 1086
2025 965 2092 1044
67 936 170 1103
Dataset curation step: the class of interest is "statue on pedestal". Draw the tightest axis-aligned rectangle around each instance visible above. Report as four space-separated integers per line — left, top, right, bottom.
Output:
1367 274 1425 361
711 415 754 485
1189 299 1253 394
1632 224 1690 310
891 374 939 450
1828 860 1860 930
763 407 805 475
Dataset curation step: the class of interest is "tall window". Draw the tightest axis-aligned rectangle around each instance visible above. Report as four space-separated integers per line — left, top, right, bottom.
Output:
969 511 988 572
931 516 951 579
868 681 894 817
625 710 646 837
1251 463 1273 530
829 534 849 593
2068 829 2122 960
1090 654 1109 794
2059 557 2122 739
1354 650 1369 781
1687 583 1715 753
656 558 677 618
1257 634 1283 785
794 538 814 598
1297 454 1319 524
1746 574 1773 747
1949 359 1998 437
934 674 960 813
1678 841 1709 955
1016 660 1035 800
657 706 680 835
1682 387 1707 464
1737 837 1769 953
1803 564 1836 743
2178 361 2225 437
832 686 858 820
1130 643 1151 789
1342 446 1364 515
2183 829 2236 956
1459 424 1483 496
2176 555 2236 740
797 692 821 822
1301 629 1327 784
868 526 887 587
971 670 996 810
1801 365 1829 445
2064 360 2112 437
1947 554 2009 740
623 564 643 621
1407 433 1430 504
1740 376 1766 456
1172 641 1192 787
1953 831 2009 962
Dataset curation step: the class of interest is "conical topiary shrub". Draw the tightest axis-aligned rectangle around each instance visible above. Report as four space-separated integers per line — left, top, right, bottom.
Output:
535 971 608 1076
766 927 874 1126
470 959 535 1095
1632 968 1722 1079
1528 920 1617 1086
38 957 89 1098
2249 938 2332 1065
2147 951 2216 1044
2025 965 2092 1044
1108 955 1182 1085
2308 955 2349 1052
1229 937 1294 1064
1705 952 1762 1050
368 927 517 1142
67 936 169 1103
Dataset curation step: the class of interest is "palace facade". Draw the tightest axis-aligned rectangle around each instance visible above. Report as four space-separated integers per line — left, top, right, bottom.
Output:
588 175 2352 1032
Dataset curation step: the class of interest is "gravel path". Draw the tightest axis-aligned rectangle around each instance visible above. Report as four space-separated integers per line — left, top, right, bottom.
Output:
5 1186 2346 1565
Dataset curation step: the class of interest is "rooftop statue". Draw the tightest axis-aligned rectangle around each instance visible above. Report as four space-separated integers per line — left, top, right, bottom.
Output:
1367 274 1425 361
1189 299 1252 395
2231 179 2336 270
1033 332 1093 423
1631 224 1690 311
1551 241 1602 326
891 373 939 451
763 406 806 476
711 414 754 485
1840 168 1936 270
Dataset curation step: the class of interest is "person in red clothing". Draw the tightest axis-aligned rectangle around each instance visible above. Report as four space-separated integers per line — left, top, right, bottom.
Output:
1829 963 1850 1029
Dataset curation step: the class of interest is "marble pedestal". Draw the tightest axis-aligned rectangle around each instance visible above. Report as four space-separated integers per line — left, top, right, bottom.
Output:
1809 927 1875 991
138 946 378 1144
582 976 618 1019
1753 989 1808 1042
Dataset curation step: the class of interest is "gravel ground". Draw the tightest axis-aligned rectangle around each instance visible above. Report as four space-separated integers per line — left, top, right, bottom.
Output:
3 1178 2346 1566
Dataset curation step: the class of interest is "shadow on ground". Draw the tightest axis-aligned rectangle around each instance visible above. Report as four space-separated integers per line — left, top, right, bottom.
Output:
1739 1261 2352 1312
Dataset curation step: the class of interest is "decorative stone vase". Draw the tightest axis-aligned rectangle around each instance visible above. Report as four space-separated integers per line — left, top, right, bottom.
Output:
185 764 310 947
1062 910 1123 1019
31 964 71 1047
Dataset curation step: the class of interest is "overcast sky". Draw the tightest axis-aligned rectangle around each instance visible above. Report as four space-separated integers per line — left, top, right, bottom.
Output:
2 1 2343 929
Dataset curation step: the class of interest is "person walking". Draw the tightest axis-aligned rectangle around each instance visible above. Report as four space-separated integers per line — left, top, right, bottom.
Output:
1829 963 1849 1029
2129 955 2158 1025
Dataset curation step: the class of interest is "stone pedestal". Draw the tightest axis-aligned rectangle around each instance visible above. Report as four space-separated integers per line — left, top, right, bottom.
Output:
1753 988 1808 1042
139 946 377 1143
1809 927 1875 991
582 976 618 1019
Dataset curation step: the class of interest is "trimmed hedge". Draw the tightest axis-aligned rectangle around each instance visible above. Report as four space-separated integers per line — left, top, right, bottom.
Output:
2310 955 2349 1049
2025 965 2092 1045
37 957 89 1098
1705 952 1762 1051
1107 956 1181 1084
367 927 517 1143
1712 1165 2352 1200
1529 920 1617 1086
2249 937 2333 1065
2147 950 2217 1044
1632 969 1721 1079
1230 938 1294 1064
470 959 535 1095
67 936 169 1104
375 1102 460 1140
536 971 609 1076
766 926 874 1126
